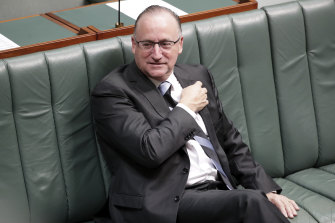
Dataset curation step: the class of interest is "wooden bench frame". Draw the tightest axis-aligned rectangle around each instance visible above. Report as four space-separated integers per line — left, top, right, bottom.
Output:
0 0 257 59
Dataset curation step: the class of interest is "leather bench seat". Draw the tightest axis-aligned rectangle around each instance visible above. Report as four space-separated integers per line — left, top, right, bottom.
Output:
275 178 334 223
0 0 334 222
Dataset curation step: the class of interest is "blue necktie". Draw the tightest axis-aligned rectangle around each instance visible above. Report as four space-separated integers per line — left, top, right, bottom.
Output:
159 81 177 108
158 81 233 190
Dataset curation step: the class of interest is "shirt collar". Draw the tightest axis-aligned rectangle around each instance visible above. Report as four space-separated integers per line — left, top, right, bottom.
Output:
148 72 177 89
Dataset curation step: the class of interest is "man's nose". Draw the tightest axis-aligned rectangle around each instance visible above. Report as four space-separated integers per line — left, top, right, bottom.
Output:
151 43 163 59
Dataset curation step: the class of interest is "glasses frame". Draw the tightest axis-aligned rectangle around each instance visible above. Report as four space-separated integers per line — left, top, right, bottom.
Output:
134 36 181 51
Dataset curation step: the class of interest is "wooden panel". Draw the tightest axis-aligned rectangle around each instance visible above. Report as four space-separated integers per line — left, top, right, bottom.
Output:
96 0 258 39
0 34 96 59
42 13 81 33
0 0 258 59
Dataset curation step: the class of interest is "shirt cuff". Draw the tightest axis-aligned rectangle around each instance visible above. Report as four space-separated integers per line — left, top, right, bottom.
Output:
176 103 197 119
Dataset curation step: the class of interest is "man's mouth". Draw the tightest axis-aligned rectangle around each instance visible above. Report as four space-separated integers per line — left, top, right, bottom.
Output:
148 62 166 65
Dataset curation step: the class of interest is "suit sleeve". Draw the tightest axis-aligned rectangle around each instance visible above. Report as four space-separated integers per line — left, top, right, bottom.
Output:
91 79 199 169
204 67 282 193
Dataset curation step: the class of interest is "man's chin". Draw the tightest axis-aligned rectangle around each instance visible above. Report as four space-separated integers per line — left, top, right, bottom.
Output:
146 70 171 81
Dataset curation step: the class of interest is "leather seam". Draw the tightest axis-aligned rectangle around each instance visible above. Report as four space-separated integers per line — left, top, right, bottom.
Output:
3 59 32 222
43 52 70 222
82 44 109 198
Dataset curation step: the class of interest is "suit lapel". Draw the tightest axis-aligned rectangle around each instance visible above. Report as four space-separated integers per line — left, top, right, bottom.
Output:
126 62 170 118
174 67 217 143
175 67 234 184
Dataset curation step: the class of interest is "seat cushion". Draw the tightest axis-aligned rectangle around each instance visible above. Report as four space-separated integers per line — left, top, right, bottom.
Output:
319 163 335 174
285 168 335 201
275 178 335 223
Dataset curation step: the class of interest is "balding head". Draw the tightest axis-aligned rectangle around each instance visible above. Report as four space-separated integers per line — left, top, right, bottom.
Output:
134 5 182 36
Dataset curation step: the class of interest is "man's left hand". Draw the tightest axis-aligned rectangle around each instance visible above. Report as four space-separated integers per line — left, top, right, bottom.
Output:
266 192 299 219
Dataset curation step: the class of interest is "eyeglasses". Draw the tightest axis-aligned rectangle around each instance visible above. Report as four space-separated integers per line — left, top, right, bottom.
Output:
134 36 181 51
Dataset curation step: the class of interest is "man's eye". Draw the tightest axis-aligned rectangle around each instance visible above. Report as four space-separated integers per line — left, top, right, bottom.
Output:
142 42 153 47
161 42 173 47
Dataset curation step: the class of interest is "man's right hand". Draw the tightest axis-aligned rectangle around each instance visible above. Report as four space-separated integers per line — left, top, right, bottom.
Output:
180 81 209 113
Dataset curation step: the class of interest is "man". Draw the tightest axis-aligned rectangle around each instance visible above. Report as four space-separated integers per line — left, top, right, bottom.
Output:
92 5 299 223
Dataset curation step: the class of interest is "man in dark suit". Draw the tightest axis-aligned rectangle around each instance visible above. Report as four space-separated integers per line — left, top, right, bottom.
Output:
92 5 299 223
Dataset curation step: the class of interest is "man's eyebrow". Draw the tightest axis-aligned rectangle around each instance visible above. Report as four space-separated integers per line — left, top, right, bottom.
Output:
140 38 174 42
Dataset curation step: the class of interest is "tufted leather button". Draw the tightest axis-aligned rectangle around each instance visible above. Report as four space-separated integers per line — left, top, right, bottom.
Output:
174 196 180 202
182 168 189 174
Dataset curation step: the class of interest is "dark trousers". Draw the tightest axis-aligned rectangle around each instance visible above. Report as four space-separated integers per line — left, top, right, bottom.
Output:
177 181 289 223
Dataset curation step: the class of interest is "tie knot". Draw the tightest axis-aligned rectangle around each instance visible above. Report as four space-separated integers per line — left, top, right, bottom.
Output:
158 81 171 96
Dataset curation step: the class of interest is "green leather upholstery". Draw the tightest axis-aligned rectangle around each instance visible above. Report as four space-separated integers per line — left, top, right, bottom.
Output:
195 15 251 148
299 0 335 167
0 49 110 222
275 178 333 222
1 0 335 222
177 24 201 65
231 10 285 178
264 2 319 175
286 168 335 200
320 164 335 174
0 61 30 223
263 0 335 211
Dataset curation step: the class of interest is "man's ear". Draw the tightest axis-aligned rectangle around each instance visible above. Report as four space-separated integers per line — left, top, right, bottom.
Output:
131 35 136 54
178 36 184 54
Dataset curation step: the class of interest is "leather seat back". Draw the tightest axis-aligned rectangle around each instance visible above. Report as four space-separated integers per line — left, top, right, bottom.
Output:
264 0 335 174
0 45 112 223
1 0 335 222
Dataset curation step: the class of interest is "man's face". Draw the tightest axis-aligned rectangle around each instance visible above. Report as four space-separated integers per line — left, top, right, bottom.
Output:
132 12 183 82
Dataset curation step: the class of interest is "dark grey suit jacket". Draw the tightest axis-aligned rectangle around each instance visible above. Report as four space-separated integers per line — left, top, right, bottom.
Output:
91 61 281 223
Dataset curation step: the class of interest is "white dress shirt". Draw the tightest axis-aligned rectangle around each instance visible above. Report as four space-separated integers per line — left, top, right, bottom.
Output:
151 73 218 186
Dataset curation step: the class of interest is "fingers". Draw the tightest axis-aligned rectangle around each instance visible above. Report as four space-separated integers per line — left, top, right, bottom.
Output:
194 81 202 87
180 81 209 112
286 199 299 218
267 193 299 219
280 198 297 218
196 81 208 97
194 81 206 90
200 87 208 103
291 199 300 211
196 82 209 108
201 87 208 95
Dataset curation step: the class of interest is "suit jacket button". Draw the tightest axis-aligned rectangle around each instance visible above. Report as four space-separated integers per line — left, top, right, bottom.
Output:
182 168 189 174
174 196 180 202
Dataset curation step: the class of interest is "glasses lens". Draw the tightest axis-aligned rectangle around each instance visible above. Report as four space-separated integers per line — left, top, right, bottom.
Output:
160 42 174 49
137 38 178 51
140 42 154 50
